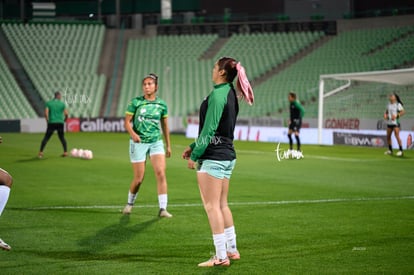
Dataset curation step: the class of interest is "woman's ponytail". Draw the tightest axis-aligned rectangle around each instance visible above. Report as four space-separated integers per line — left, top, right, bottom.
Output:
235 62 254 105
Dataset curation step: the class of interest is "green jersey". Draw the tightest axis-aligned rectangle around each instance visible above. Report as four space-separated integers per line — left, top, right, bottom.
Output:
46 99 66 124
126 96 168 143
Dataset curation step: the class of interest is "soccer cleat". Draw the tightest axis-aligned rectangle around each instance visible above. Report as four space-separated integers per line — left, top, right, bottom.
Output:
396 150 403 157
61 152 68 157
0 238 11 251
38 152 44 158
384 150 392 155
159 208 172 218
122 204 133 214
227 250 240 260
198 256 230 267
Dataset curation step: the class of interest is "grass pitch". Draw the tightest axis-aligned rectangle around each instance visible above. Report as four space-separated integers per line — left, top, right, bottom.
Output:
0 133 413 274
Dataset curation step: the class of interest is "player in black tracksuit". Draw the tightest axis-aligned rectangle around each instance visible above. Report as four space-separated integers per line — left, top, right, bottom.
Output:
288 92 305 151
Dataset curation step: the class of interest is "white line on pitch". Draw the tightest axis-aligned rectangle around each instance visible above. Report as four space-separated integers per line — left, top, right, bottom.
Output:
24 196 414 211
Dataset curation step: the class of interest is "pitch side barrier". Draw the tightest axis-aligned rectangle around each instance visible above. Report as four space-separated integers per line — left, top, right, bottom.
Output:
11 117 185 133
185 117 414 150
2 117 413 150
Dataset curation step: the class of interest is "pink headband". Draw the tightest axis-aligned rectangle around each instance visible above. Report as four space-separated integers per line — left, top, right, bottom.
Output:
236 62 254 105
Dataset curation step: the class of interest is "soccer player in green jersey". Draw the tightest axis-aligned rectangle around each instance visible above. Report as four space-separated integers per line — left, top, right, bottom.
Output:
182 57 254 267
122 74 172 218
384 93 405 156
287 92 305 152
38 92 69 158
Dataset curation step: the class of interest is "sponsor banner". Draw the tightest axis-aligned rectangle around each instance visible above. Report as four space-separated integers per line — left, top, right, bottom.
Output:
332 130 414 150
69 117 183 133
325 118 360 130
66 118 80 132
186 124 414 149
333 132 386 147
80 118 125 132
304 118 414 131
185 124 331 144
399 131 414 150
407 133 413 150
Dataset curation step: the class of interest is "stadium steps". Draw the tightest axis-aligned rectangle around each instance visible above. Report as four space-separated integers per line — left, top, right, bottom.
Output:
104 29 142 117
99 29 122 117
199 37 228 60
253 35 333 86
0 27 43 116
97 29 114 116
0 51 37 119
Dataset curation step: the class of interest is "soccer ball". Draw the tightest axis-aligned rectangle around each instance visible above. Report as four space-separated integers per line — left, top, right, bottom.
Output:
70 148 78 157
83 150 93 160
77 149 84 158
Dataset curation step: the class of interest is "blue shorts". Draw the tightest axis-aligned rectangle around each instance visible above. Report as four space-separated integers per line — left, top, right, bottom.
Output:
197 159 236 180
129 139 165 163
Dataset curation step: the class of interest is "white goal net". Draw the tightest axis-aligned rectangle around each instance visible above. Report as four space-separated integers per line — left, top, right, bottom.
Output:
318 68 414 145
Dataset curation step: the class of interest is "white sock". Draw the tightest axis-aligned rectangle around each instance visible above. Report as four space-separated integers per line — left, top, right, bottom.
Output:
158 194 168 209
127 191 137 205
0 186 10 216
225 226 238 253
213 233 227 260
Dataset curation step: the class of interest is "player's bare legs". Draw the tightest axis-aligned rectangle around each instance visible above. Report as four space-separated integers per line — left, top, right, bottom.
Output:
129 162 145 193
150 154 172 217
386 128 393 147
0 168 13 251
122 162 145 214
220 179 233 228
150 154 167 195
197 172 230 265
220 178 240 259
385 127 393 155
198 173 224 234
394 128 403 147
394 127 404 156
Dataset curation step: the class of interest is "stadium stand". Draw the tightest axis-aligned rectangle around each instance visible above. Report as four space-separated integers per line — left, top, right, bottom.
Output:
0 52 37 119
1 22 106 118
117 34 218 116
249 25 414 118
117 31 324 117
214 31 324 79
2 22 413 120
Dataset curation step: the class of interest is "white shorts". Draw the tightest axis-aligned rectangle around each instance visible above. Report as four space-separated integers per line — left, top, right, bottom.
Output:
129 139 165 163
197 159 236 179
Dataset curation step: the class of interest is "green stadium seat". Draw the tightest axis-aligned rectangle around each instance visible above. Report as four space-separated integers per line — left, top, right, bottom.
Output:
1 22 106 118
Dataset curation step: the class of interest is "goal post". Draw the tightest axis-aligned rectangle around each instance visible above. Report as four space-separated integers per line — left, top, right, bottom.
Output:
318 68 414 145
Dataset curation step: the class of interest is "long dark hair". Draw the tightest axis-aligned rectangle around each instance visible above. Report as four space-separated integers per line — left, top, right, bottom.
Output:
216 57 254 105
394 92 403 106
217 57 238 82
